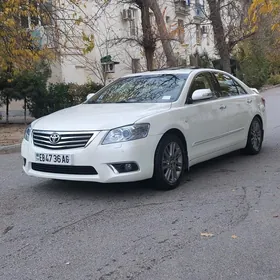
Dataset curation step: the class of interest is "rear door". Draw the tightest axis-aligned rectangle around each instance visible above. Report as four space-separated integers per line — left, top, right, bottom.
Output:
185 72 230 161
212 72 251 145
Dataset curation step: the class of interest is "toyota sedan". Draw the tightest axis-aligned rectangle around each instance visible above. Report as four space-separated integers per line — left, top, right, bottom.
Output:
21 68 266 190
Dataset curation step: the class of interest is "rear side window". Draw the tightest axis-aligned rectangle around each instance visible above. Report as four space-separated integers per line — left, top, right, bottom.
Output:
214 73 239 97
234 81 247 95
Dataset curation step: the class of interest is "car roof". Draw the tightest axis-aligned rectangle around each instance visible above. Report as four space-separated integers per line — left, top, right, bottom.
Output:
123 68 226 78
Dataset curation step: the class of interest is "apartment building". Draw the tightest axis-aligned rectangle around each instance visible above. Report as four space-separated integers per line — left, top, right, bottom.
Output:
39 0 215 85
14 0 216 86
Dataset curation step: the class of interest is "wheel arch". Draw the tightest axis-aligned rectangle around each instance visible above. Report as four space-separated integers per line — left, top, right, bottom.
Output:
158 128 189 170
253 114 264 138
254 114 263 127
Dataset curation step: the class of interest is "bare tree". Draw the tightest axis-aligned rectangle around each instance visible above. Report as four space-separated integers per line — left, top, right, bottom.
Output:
105 0 180 70
146 0 177 67
135 0 156 70
207 0 231 73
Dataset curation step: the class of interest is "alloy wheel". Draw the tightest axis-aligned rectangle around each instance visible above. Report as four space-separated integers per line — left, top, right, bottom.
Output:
162 142 183 184
250 120 262 151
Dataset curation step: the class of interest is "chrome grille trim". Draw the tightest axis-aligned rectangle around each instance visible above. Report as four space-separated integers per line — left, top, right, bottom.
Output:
32 130 94 150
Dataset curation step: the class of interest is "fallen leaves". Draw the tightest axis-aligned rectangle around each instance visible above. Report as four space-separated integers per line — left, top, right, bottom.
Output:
0 124 26 146
200 232 214 238
200 232 240 239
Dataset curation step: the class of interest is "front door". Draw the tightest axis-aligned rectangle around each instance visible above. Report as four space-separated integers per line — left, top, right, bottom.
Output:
184 72 229 162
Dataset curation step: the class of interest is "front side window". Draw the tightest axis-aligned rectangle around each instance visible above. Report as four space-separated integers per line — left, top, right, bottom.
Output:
214 73 239 97
188 72 215 99
86 74 189 104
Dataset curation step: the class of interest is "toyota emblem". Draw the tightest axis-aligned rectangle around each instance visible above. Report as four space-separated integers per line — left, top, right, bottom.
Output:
49 133 61 144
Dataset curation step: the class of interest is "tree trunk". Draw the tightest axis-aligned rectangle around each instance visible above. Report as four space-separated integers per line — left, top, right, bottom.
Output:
207 0 231 73
5 95 9 124
140 2 155 70
147 0 177 67
24 97 27 124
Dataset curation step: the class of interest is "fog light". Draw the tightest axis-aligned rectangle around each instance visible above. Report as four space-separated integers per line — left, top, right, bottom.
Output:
125 163 133 172
110 162 139 173
23 158 26 166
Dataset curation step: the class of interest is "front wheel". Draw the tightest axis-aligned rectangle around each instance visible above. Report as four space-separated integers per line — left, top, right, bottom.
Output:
243 117 263 155
152 134 186 191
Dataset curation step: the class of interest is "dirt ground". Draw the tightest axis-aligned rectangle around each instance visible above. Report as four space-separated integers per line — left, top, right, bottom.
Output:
0 124 26 146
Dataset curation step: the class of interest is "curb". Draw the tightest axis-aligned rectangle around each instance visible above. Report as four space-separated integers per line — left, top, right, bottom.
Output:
260 84 280 93
0 144 21 154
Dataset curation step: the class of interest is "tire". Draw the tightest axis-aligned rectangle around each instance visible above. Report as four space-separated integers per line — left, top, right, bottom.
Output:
243 117 263 155
152 134 187 191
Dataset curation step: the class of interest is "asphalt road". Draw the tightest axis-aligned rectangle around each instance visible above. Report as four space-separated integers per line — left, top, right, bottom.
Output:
1 87 280 280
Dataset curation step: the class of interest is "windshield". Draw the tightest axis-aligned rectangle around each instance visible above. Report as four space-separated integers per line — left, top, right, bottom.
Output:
86 74 189 104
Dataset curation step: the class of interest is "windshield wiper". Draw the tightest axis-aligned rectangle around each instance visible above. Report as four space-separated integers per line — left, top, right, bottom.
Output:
116 100 128 103
116 99 139 103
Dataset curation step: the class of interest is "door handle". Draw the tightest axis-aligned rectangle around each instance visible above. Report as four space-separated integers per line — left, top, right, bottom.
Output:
247 99 253 104
219 105 227 110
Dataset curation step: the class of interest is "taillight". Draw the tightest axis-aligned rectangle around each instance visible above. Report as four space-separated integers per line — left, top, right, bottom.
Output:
261 97 266 107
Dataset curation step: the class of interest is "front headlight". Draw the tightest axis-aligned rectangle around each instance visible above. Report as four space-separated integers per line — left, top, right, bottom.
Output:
102 124 150 145
24 125 32 141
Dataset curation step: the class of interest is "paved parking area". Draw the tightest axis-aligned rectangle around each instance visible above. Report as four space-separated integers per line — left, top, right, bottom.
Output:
1 87 280 280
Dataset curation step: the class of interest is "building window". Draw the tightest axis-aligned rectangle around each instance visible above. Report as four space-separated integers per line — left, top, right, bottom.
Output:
19 0 53 28
178 19 185 44
196 24 202 45
130 19 137 36
40 0 53 26
129 9 137 37
21 15 29 28
132 58 141 73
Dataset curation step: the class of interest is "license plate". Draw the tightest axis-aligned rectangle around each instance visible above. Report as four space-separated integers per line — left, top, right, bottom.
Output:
35 153 72 165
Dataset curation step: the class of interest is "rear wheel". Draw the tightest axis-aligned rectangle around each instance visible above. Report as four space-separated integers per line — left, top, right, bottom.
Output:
152 134 186 191
243 117 263 155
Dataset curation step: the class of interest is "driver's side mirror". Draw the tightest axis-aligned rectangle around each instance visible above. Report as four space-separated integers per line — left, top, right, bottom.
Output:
86 93 95 101
250 88 259 94
192 89 213 101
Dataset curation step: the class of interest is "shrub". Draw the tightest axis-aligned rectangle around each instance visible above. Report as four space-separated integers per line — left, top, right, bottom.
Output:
27 81 103 118
267 74 280 85
1 61 103 120
236 41 270 89
68 82 103 104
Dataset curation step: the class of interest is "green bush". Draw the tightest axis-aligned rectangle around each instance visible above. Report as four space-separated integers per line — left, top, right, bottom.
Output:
236 41 270 89
14 70 49 119
1 62 103 120
68 82 103 104
27 81 103 118
267 74 280 85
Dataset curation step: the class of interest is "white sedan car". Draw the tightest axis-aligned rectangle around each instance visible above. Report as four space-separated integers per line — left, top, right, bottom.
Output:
21 68 266 190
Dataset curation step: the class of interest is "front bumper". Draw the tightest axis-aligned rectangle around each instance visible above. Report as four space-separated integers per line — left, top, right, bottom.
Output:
21 131 161 183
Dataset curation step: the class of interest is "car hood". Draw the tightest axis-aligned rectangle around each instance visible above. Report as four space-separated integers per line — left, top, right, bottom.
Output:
32 103 171 131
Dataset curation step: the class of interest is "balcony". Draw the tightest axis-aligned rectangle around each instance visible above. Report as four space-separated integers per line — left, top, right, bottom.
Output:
174 0 190 16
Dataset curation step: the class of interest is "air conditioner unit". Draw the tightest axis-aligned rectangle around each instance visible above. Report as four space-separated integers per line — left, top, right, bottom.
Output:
122 9 128 20
102 63 115 73
127 9 134 20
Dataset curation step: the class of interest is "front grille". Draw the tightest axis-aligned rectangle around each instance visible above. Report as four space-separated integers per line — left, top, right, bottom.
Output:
31 163 98 175
33 130 94 150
